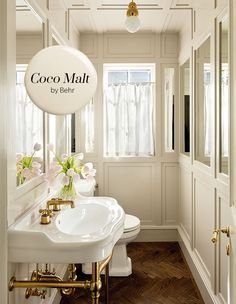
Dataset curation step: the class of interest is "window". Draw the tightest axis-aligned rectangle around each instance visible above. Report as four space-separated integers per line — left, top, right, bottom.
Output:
16 65 44 157
104 64 155 157
16 65 44 186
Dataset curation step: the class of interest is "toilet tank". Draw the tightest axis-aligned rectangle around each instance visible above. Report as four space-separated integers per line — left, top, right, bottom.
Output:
77 178 96 197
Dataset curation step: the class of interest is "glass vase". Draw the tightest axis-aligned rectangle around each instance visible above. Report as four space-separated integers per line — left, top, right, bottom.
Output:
58 179 77 200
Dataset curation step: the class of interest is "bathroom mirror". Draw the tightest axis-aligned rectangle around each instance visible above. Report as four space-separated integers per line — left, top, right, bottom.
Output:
74 99 95 154
219 16 229 175
180 59 190 155
48 36 74 159
16 1 44 186
164 67 175 152
195 37 212 166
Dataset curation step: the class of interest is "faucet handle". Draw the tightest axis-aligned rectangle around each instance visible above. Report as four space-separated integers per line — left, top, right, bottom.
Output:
39 209 54 225
39 209 54 217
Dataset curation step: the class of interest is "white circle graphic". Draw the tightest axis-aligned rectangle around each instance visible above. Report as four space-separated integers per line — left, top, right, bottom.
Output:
25 45 97 115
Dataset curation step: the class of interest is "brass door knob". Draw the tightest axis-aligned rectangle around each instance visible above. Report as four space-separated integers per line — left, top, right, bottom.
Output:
211 231 218 243
211 226 230 243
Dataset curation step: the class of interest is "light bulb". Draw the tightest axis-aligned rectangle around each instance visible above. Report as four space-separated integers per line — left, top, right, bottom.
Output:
125 15 141 33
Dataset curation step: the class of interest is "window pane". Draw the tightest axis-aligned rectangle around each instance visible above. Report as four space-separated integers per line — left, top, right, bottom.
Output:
130 70 151 83
16 66 44 186
108 71 128 85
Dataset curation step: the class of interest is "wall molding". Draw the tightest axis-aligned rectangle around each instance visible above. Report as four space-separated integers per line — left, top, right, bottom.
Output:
136 226 178 242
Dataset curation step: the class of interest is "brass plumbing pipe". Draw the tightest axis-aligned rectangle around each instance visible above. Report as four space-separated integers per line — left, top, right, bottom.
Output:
98 253 112 274
9 253 113 303
9 277 91 290
37 273 76 296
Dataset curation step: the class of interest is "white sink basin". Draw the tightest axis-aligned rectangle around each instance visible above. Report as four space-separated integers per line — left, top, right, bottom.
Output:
8 197 125 263
56 204 112 236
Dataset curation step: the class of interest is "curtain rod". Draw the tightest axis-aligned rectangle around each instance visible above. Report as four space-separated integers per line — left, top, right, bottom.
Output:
108 82 155 85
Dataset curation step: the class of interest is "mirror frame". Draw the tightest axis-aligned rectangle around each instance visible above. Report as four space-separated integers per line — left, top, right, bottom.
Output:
217 10 230 183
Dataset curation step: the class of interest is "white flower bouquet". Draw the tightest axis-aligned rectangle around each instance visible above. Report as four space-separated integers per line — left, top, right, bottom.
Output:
45 144 96 199
16 143 42 185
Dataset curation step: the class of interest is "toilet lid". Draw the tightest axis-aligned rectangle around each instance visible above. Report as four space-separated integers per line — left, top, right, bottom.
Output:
124 214 140 232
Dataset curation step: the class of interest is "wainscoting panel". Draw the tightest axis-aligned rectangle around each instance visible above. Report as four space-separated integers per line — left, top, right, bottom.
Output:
80 34 98 58
179 164 192 241
161 34 179 58
103 34 156 58
16 34 42 64
104 163 161 226
193 177 215 285
162 163 179 225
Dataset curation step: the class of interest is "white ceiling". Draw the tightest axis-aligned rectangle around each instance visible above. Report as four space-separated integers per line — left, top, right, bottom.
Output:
15 0 217 35
16 0 42 34
67 0 215 34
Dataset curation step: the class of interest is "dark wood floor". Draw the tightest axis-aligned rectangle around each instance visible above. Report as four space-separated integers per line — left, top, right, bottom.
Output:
60 242 204 304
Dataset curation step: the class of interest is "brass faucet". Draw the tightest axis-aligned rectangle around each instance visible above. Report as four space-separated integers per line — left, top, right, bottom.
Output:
39 209 54 225
46 198 75 211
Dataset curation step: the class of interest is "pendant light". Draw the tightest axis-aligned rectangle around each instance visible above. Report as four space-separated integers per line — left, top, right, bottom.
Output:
125 1 141 33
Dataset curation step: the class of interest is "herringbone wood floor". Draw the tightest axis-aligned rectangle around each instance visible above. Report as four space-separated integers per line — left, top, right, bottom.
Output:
60 242 204 304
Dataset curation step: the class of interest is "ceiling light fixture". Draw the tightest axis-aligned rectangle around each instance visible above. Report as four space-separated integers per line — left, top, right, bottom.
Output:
125 1 141 33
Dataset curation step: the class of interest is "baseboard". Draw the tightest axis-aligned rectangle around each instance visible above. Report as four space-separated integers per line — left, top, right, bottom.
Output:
178 226 221 304
135 226 178 242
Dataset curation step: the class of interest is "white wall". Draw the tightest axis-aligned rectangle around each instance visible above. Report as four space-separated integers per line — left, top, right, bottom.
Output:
5 1 235 304
78 33 179 241
7 1 80 303
178 2 232 304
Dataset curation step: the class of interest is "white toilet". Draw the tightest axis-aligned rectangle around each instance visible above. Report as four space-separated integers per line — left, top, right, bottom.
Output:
77 181 140 277
82 213 140 277
109 214 140 277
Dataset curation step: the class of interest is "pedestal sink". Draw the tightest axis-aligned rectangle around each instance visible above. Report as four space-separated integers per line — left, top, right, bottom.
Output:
8 197 125 263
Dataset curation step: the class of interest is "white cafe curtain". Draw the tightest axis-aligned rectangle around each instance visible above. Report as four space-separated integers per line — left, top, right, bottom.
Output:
105 83 155 156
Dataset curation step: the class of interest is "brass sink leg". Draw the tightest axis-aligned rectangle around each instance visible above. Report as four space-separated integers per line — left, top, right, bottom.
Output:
105 263 109 304
91 262 102 304
8 254 112 304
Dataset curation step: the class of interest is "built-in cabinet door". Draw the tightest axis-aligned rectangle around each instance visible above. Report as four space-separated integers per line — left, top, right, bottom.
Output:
214 7 236 304
214 195 235 304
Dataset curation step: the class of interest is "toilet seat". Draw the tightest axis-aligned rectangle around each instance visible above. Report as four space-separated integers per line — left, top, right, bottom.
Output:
123 214 140 233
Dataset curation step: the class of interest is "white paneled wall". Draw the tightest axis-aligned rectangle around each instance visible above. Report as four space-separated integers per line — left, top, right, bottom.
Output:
177 2 235 304
193 177 215 285
162 163 179 225
78 33 179 241
104 163 159 225
8 1 80 303
16 34 42 64
179 162 192 241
